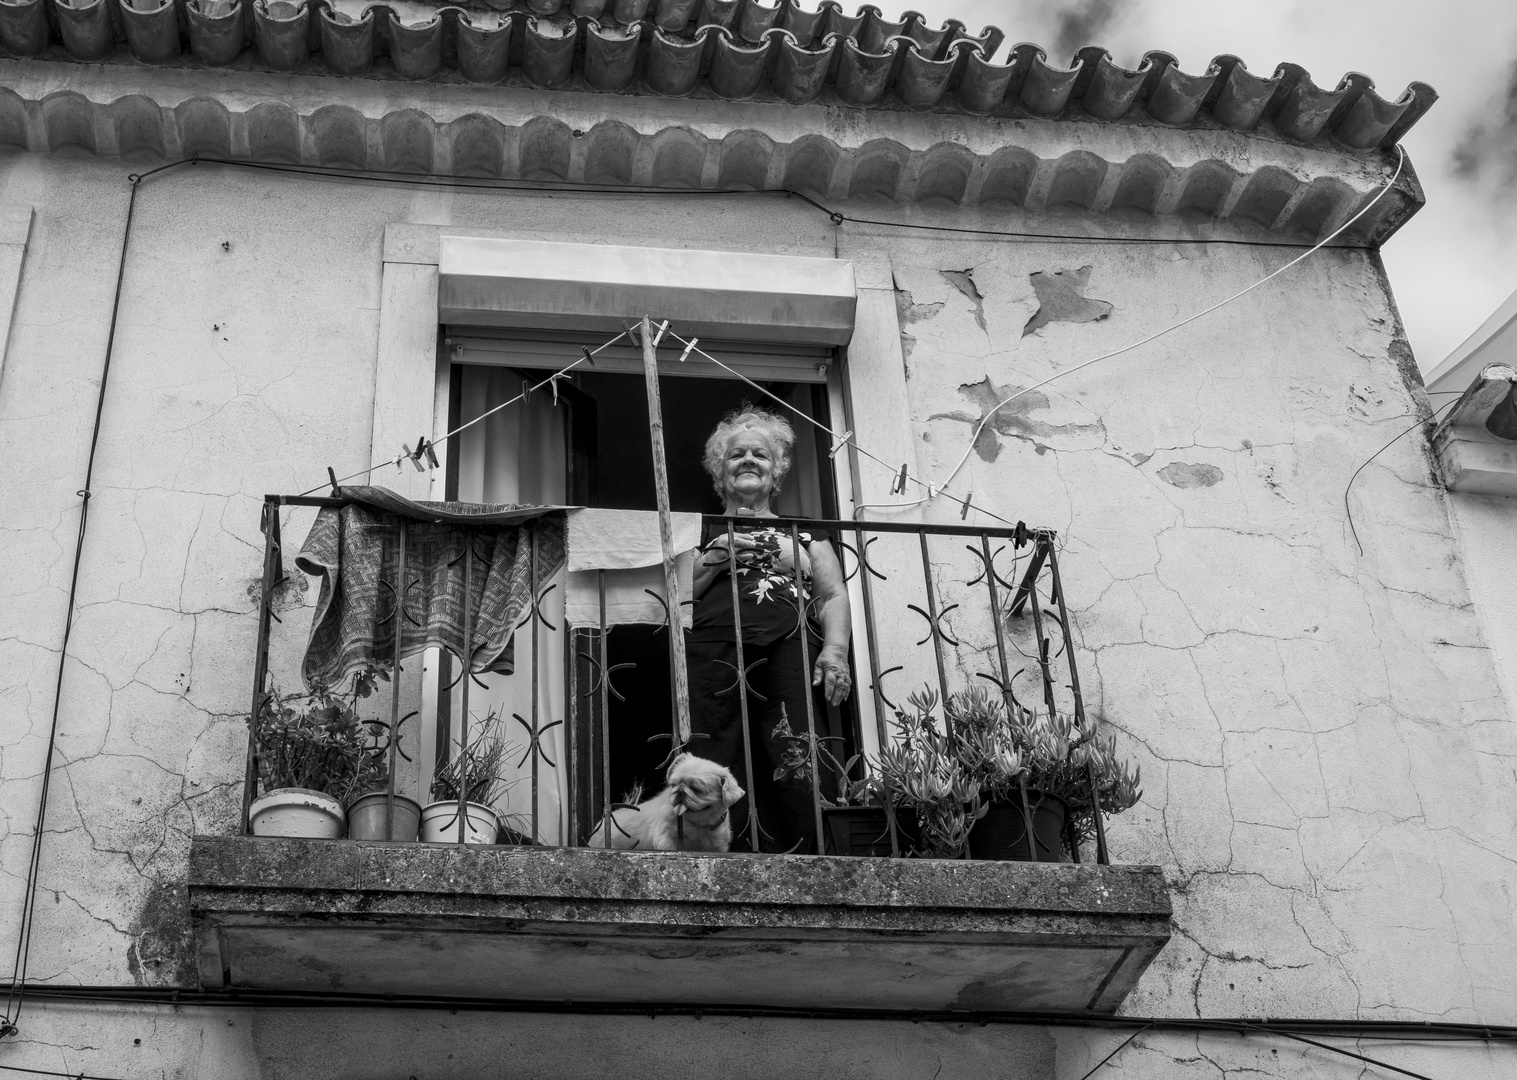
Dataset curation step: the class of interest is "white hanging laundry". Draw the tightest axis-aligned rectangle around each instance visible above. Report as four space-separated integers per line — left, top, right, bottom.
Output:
565 508 702 629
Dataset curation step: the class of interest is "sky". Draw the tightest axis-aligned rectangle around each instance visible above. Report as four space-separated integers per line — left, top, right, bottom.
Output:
900 0 1517 376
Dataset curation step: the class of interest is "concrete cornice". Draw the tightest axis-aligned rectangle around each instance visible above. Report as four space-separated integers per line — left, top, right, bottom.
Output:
0 57 1423 243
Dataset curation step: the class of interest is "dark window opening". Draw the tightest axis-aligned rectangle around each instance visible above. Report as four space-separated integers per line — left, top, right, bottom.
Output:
444 339 859 844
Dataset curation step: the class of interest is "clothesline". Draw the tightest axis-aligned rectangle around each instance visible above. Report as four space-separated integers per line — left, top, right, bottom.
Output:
300 328 631 495
305 147 1406 529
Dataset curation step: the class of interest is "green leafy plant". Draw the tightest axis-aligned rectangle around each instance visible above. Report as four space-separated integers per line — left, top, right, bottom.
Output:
255 666 390 806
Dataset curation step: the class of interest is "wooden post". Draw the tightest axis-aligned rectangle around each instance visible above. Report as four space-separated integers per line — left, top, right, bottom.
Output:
640 316 691 747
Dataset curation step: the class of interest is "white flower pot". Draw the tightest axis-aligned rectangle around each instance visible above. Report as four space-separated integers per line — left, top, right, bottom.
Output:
421 800 500 845
249 788 345 839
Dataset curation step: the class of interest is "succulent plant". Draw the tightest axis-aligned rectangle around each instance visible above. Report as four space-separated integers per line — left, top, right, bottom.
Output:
869 684 1142 858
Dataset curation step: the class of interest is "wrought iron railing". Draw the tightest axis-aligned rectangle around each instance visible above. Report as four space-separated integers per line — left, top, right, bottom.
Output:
242 495 1108 863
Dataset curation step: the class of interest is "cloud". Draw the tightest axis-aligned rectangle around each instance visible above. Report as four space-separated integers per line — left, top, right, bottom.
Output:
1452 60 1517 186
1048 0 1125 62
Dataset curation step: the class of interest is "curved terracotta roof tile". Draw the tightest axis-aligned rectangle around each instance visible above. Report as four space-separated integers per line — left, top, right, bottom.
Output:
0 0 1435 151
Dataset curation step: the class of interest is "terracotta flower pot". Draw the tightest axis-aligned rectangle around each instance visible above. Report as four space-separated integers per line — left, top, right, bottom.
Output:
421 800 500 845
249 787 345 838
346 793 421 841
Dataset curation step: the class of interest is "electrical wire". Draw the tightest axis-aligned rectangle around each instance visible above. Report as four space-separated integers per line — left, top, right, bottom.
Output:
6 982 1516 1040
208 146 1412 532
1268 1028 1438 1080
658 327 1017 526
1077 1022 1153 1079
1344 396 1460 556
186 157 1386 252
0 1066 129 1080
925 145 1409 510
3 982 1506 1079
0 158 195 1042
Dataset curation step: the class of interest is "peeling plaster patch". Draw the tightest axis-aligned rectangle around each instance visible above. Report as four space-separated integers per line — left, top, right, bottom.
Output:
929 376 1105 462
893 278 943 372
940 269 987 333
894 285 943 326
1023 266 1113 337
246 573 309 612
1105 445 1153 467
1158 463 1225 489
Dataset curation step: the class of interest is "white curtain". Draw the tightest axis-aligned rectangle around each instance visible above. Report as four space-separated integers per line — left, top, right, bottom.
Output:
449 366 570 845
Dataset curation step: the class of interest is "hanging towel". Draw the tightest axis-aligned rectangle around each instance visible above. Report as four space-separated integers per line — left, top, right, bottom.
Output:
565 507 702 629
295 486 569 689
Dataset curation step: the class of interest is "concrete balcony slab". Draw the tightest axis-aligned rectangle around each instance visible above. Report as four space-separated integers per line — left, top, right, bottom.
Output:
188 836 1171 1015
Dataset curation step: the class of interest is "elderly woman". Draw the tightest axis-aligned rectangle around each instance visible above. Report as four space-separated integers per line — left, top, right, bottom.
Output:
687 405 852 854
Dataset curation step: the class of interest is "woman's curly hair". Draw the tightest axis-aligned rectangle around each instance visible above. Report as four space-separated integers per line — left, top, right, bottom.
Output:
702 405 796 500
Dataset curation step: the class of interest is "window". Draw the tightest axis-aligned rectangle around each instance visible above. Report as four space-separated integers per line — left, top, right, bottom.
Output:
430 329 861 846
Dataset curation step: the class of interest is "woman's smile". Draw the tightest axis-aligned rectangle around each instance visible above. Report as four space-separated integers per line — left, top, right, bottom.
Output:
722 432 776 501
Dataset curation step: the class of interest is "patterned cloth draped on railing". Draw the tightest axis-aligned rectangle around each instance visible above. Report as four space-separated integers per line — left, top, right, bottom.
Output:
295 486 568 690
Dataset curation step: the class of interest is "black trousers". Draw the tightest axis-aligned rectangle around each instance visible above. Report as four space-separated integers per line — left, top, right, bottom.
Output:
687 635 826 854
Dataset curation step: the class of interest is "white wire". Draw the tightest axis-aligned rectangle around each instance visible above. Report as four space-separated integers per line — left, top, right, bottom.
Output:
303 329 630 494
668 145 1405 525
930 145 1408 499
313 146 1407 513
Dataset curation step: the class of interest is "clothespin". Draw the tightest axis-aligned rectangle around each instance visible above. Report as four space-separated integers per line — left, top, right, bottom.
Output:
927 484 938 500
960 491 974 519
327 467 341 497
891 464 908 495
403 435 438 471
678 337 700 363
827 429 852 459
580 346 597 368
650 320 669 348
522 378 532 403
1013 521 1028 548
621 320 642 347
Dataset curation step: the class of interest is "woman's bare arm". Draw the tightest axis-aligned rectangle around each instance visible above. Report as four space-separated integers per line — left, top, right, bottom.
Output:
807 539 853 705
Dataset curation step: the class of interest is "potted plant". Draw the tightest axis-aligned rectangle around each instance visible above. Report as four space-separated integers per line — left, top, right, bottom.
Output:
872 685 1142 861
421 714 514 845
769 706 919 857
341 669 424 842
998 700 1142 861
250 669 386 838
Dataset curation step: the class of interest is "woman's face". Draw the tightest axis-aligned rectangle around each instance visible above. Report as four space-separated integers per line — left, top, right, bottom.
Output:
720 427 778 504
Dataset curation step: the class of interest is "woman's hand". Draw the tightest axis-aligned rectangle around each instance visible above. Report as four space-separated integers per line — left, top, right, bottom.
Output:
813 644 852 706
699 532 759 569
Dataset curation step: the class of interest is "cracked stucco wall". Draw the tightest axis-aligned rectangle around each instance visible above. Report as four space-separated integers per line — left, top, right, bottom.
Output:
877 241 1516 1078
0 143 1512 1080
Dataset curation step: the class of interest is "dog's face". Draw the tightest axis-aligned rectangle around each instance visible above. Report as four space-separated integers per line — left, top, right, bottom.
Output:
668 753 745 815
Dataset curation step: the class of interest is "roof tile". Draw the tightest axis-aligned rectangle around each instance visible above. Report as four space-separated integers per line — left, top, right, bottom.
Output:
0 0 1434 151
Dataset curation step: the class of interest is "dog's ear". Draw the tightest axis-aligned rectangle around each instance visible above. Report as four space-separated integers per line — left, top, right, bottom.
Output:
720 770 745 807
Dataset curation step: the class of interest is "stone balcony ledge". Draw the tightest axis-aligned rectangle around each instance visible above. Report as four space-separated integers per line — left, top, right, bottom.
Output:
189 836 1172 1014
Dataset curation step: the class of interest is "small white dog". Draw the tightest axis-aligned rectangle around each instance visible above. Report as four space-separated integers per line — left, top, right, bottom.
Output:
587 753 745 852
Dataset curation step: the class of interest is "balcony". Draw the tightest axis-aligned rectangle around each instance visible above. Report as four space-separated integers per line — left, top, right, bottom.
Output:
188 494 1172 1015
190 839 1169 1013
